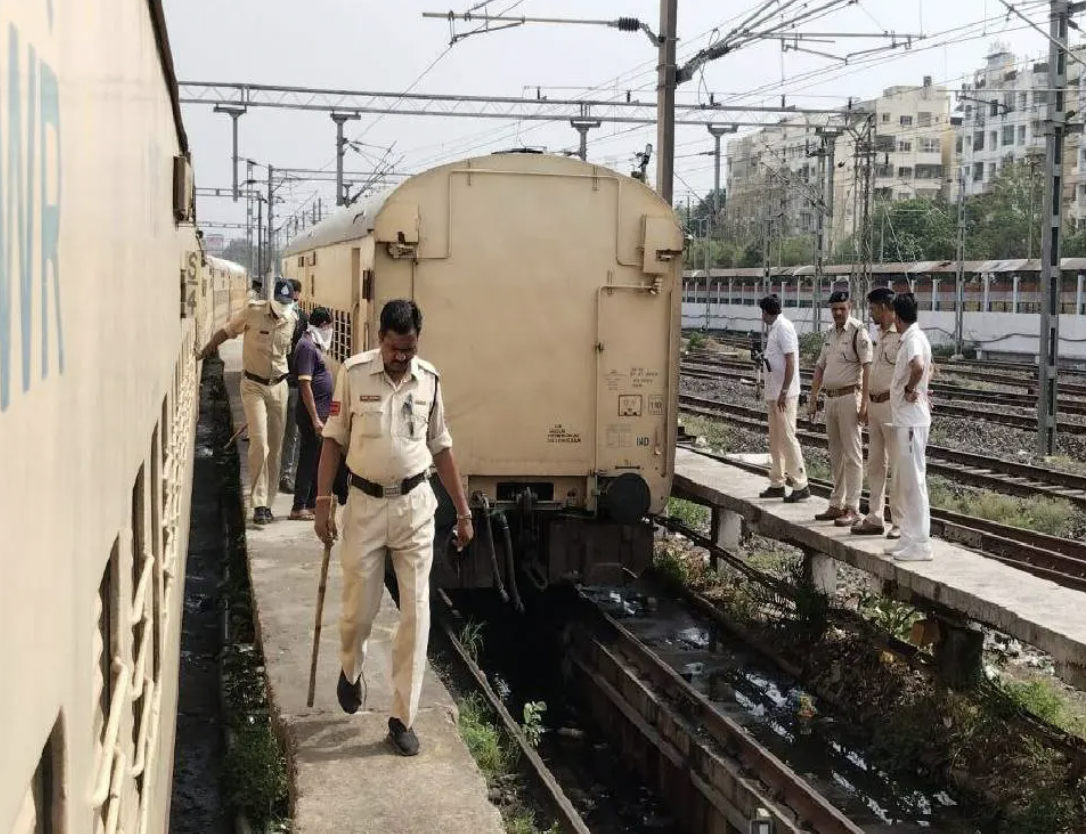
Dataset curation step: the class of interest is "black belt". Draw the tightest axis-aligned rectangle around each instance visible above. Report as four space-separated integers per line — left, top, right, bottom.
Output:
349 470 427 499
244 370 288 386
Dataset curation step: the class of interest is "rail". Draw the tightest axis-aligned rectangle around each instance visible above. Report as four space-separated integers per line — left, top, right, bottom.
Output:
679 393 1086 507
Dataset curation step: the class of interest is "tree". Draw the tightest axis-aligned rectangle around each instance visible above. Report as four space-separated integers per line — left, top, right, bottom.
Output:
965 159 1044 260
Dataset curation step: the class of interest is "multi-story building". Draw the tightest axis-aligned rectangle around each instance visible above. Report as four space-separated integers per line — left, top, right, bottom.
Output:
830 77 953 253
724 115 836 244
956 46 1051 198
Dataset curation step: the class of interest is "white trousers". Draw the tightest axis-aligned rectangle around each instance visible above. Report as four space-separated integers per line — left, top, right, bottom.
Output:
766 397 808 489
339 482 438 728
893 425 931 553
240 377 287 509
865 400 901 526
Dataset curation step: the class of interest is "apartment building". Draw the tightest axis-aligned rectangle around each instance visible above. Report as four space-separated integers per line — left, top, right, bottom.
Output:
724 115 836 243
830 78 953 252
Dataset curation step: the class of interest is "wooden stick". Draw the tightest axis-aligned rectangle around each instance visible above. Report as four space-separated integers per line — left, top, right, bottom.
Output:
307 505 336 708
223 422 248 449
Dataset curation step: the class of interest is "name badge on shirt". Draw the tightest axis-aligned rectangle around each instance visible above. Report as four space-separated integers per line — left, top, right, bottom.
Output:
359 395 381 402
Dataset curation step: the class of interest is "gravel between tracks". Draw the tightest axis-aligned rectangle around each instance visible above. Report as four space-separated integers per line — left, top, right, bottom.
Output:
680 374 1086 470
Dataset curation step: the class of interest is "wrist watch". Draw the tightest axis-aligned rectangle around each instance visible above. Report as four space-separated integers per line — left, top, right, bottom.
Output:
456 512 473 521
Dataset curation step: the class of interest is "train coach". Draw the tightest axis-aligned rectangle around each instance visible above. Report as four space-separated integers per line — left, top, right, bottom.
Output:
0 2 246 832
283 151 684 594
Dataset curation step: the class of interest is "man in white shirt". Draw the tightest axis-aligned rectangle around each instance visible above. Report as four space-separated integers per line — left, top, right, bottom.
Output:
758 295 810 502
886 292 934 562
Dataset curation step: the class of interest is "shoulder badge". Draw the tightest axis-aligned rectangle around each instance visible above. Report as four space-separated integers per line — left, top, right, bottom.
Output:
415 357 440 379
342 348 379 370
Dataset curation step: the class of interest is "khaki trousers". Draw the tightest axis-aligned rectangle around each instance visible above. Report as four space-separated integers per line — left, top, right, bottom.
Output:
240 377 288 509
339 482 438 729
825 392 863 511
864 399 900 526
766 397 808 489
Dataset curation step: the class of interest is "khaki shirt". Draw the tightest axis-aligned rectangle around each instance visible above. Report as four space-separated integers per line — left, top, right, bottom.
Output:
224 301 297 380
870 325 901 395
815 316 873 389
323 349 453 484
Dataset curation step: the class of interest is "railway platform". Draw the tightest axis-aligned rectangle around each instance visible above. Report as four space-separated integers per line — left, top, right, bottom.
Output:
672 446 1086 687
218 342 503 834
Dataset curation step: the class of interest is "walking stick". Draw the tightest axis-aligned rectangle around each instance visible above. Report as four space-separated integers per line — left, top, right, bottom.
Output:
307 503 336 708
224 422 248 450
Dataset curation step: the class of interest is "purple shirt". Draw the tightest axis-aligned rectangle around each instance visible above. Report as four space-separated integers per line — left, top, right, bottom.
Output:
292 333 334 420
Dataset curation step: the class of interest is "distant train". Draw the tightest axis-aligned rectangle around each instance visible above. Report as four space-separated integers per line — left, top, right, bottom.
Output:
0 3 247 832
282 151 684 595
682 259 1086 360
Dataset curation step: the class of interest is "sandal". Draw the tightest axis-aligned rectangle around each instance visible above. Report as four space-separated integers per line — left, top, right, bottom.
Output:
289 509 315 521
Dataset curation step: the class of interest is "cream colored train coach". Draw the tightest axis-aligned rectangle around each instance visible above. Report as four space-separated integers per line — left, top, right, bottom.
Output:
0 2 245 833
283 151 683 593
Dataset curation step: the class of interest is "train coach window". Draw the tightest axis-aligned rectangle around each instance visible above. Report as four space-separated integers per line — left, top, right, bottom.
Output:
297 256 304 267
12 716 65 834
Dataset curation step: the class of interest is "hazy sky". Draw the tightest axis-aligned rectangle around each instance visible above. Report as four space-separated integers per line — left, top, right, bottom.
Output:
162 1 1065 235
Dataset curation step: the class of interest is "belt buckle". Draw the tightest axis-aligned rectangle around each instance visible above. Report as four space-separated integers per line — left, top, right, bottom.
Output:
383 484 403 498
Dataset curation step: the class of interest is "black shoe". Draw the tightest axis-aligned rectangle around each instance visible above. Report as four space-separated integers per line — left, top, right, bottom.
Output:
337 671 362 714
784 486 811 503
759 486 786 499
279 479 294 494
387 717 420 756
253 507 271 525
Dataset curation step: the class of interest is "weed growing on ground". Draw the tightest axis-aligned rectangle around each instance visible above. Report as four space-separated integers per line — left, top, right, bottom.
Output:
521 701 547 748
459 621 485 665
1043 454 1086 476
223 724 290 828
999 678 1086 739
456 695 560 834
653 540 721 592
927 479 1078 537
679 414 754 454
857 593 922 643
685 331 708 352
666 497 710 532
799 331 823 364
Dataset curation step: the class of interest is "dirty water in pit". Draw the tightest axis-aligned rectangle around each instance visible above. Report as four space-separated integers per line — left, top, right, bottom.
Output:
169 369 230 834
447 589 682 834
582 583 981 833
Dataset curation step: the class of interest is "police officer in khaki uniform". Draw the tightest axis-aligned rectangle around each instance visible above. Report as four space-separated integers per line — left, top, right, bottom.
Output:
807 290 873 528
313 299 473 757
852 287 903 538
197 278 298 525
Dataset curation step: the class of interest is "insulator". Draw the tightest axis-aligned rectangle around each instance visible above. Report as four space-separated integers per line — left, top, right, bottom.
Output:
616 17 641 32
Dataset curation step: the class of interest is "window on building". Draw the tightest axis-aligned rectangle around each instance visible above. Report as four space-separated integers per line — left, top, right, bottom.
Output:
881 112 890 123
1018 125 1027 144
973 131 985 151
897 166 914 178
955 136 963 154
900 115 913 126
1002 125 1015 146
989 131 998 149
1002 92 1015 111
973 162 984 181
918 111 932 127
965 104 974 121
920 137 941 153
989 99 1000 117
876 163 893 178
988 162 997 180
1019 92 1028 110
916 164 944 179
1035 90 1049 106
897 140 912 152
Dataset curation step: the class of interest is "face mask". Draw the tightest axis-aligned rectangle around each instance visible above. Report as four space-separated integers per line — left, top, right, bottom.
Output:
310 324 333 350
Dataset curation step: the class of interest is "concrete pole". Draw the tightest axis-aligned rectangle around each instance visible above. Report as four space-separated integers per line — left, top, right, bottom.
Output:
214 105 246 202
332 113 361 206
267 165 275 286
256 198 264 283
655 0 678 205
571 117 602 161
1037 0 1071 456
954 168 968 357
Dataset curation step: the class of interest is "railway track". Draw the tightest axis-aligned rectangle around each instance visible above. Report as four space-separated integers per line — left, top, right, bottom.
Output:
678 393 1086 508
686 346 1086 397
681 359 1086 422
683 360 1086 417
675 443 1086 593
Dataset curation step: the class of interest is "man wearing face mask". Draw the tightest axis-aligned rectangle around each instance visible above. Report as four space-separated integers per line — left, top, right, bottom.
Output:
280 278 309 495
289 307 335 521
196 277 298 525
